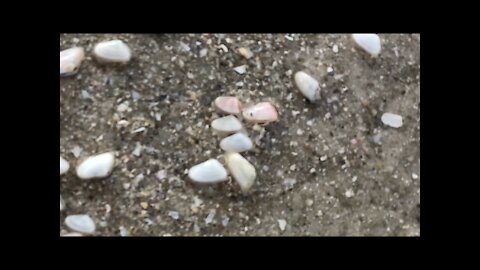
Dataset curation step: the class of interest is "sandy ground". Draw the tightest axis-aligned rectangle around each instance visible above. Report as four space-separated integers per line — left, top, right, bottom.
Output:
60 33 420 236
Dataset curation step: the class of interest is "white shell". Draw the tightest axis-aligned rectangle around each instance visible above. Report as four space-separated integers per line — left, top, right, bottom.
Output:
234 65 247 74
225 152 256 193
60 47 85 76
60 156 70 175
381 113 403 128
238 47 253 59
60 196 65 211
76 152 115 180
93 40 132 63
188 159 228 183
294 71 320 102
211 115 243 134
352 34 381 57
220 132 253 153
64 214 96 234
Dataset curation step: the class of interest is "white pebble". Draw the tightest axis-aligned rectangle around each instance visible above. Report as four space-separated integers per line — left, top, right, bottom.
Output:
352 34 382 57
294 71 320 102
381 113 403 128
320 155 328 161
60 47 85 76
283 178 297 190
345 189 355 198
168 211 180 220
225 152 257 193
211 115 243 134
220 132 253 153
188 159 228 183
60 196 65 211
199 48 208 57
60 156 70 175
372 133 382 144
238 47 253 59
76 152 115 180
278 219 287 231
132 142 142 157
222 216 230 227
332 45 339 53
412 173 419 180
205 209 216 225
71 146 83 158
327 67 334 74
234 65 247 74
94 40 132 63
65 214 96 234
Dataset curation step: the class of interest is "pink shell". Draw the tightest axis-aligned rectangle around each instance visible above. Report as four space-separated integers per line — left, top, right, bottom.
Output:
214 96 242 114
242 102 278 123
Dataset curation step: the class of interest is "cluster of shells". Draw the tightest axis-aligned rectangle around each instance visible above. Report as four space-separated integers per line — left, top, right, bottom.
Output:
61 34 403 236
188 96 278 193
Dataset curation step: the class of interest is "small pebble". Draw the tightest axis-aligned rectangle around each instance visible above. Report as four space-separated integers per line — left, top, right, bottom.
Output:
327 67 334 74
238 47 253 59
76 152 115 180
283 178 297 190
60 196 65 211
320 155 328 161
345 189 354 198
222 216 230 227
332 45 339 53
94 40 132 63
65 214 96 234
199 48 208 57
278 219 287 231
140 202 148 209
188 159 228 183
205 209 216 225
412 173 419 180
306 199 314 206
234 65 247 74
132 142 142 157
381 113 403 128
156 170 167 180
71 146 83 158
60 156 70 175
168 211 180 220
